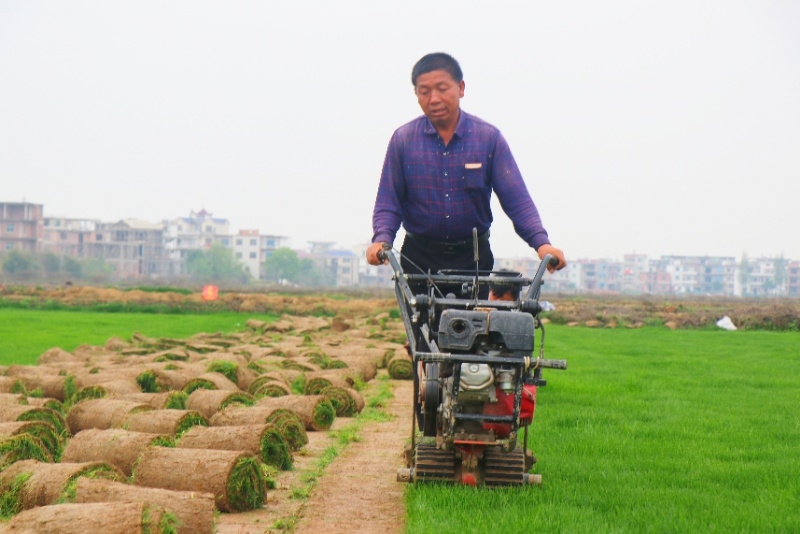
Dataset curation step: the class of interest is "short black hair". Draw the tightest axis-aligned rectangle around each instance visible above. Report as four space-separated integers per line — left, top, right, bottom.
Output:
489 270 522 300
411 53 463 87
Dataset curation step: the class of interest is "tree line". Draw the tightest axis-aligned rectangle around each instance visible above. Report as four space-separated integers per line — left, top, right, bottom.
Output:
0 246 333 287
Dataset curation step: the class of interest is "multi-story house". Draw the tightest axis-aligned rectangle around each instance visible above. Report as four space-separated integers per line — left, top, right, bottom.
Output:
231 230 261 280
741 257 783 297
42 216 100 259
0 202 43 253
353 243 394 287
579 258 621 293
163 210 231 275
309 242 359 287
86 219 169 279
621 254 649 294
660 256 698 295
788 261 800 297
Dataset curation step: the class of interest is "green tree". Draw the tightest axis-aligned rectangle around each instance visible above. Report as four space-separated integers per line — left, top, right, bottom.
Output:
186 244 250 285
2 249 40 278
263 248 302 283
297 258 333 287
41 252 61 276
63 257 83 279
82 258 115 282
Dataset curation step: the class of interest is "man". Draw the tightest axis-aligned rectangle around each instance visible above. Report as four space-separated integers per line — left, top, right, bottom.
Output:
366 52 566 284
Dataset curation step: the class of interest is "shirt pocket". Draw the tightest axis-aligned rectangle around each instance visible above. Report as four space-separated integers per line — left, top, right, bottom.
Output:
462 163 486 191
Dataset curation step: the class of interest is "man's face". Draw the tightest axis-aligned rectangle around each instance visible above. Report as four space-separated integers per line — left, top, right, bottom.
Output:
414 69 465 128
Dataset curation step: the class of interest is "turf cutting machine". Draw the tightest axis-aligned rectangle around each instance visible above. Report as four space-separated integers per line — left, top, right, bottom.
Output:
381 240 566 487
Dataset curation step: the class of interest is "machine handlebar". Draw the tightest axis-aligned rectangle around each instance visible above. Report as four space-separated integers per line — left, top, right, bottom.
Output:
536 358 567 370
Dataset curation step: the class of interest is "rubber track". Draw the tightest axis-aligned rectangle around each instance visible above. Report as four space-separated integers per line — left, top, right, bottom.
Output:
483 447 526 486
414 444 456 483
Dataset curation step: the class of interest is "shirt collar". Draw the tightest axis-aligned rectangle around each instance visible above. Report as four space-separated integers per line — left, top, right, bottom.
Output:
422 109 467 138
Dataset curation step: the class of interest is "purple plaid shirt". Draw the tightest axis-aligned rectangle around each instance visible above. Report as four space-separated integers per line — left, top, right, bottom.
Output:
371 110 551 249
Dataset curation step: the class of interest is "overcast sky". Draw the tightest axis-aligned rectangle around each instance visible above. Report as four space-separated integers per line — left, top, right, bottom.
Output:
2 1 798 262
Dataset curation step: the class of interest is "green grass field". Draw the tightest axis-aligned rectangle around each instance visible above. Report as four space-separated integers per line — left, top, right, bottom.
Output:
405 325 800 533
0 309 275 366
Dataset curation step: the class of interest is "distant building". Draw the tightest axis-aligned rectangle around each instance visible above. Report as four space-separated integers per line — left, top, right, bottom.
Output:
163 210 231 275
353 243 394 287
86 219 169 278
622 254 649 294
578 258 621 293
788 261 800 297
42 216 100 259
0 202 43 253
309 242 359 287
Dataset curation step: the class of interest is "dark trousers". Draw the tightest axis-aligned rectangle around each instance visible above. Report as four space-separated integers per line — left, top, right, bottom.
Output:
400 233 494 299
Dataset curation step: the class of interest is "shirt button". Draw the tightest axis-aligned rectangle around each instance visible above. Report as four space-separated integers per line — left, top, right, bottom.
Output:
446 215 450 218
444 172 448 176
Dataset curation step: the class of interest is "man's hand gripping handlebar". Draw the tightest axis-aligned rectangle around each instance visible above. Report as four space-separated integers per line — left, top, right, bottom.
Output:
366 242 391 266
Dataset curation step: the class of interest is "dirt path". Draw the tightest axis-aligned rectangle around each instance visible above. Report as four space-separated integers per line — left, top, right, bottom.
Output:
214 374 412 534
292 379 412 534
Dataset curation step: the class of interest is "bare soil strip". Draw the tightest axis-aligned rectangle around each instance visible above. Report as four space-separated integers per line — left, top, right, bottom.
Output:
292 379 411 534
214 375 411 533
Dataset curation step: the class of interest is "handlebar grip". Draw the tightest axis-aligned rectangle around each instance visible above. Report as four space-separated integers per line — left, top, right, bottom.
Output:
548 256 559 267
376 243 392 262
537 358 567 370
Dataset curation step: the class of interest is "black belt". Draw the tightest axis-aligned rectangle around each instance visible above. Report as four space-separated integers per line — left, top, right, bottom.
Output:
405 230 490 251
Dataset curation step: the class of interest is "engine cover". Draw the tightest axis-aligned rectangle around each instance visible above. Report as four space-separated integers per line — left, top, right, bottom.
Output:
437 309 534 352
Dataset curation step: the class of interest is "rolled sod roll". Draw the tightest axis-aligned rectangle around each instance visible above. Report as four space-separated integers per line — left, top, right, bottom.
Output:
244 357 285 374
303 370 351 395
185 388 254 419
0 376 24 394
178 423 292 470
0 405 69 438
387 354 413 379
3 501 175 534
25 396 65 413
279 357 321 373
66 399 153 434
182 372 240 394
123 409 208 438
0 434 53 470
337 359 378 383
72 369 141 388
62 428 173 477
0 421 62 461
74 478 215 534
0 459 125 512
0 392 27 405
1 370 76 402
133 447 265 512
114 391 188 410
251 380 292 399
255 395 335 431
245 318 267 332
210 406 308 451
148 369 193 391
381 348 398 368
36 347 77 364
319 386 365 417
233 366 259 391
73 379 142 403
